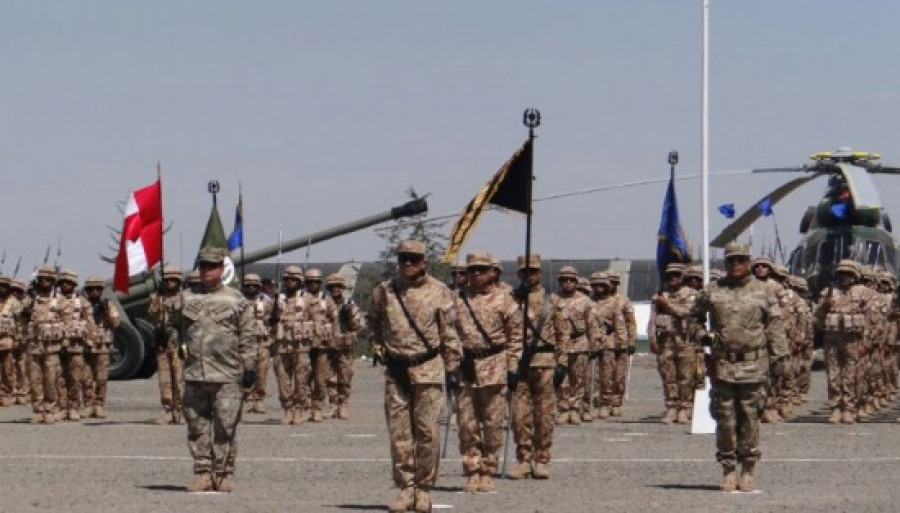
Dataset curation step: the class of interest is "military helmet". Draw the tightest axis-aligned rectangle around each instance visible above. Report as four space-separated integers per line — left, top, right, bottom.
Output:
84 275 105 288
36 265 56 280
791 275 809 291
664 263 684 275
750 255 774 270
186 269 201 285
396 239 426 256
491 257 503 272
557 265 578 280
589 271 610 286
325 273 346 288
466 252 493 268
283 265 304 280
57 269 78 285
724 243 751 259
516 254 541 271
860 265 875 282
243 273 261 286
162 266 183 281
450 259 467 273
10 279 25 292
305 268 324 282
835 259 861 278
606 270 621 283
684 265 703 279
0 275 10 287
773 264 789 279
576 277 591 293
877 271 895 288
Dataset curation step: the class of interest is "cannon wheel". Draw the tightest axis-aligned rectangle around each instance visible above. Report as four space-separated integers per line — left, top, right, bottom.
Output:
109 320 147 380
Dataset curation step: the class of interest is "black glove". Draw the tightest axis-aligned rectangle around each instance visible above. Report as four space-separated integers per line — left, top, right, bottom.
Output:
700 334 714 347
553 365 567 389
445 370 461 393
507 370 520 389
590 350 601 361
627 346 636 356
770 359 785 378
241 369 257 389
604 323 614 336
84 345 93 358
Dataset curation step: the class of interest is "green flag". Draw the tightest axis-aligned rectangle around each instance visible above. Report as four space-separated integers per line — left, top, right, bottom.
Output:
196 199 238 285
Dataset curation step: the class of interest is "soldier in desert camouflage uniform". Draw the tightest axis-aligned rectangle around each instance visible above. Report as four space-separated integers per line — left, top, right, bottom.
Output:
82 275 120 418
749 257 788 424
55 269 97 422
554 266 597 425
692 242 788 492
454 252 522 494
815 260 875 424
857 266 888 419
650 263 698 424
491 258 515 298
876 272 898 403
0 276 23 406
367 240 462 513
242 273 274 415
589 272 628 419
325 273 362 419
185 270 201 293
507 254 569 481
770 265 801 419
788 276 814 404
449 262 468 292
148 266 185 425
10 279 29 404
272 265 311 425
178 247 256 493
25 266 64 424
304 268 337 422
607 269 638 416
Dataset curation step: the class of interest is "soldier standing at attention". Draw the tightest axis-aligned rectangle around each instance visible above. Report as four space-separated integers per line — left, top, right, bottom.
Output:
554 266 596 425
449 262 468 292
606 270 638 416
304 268 337 422
25 266 63 424
691 242 788 492
324 273 362 420
148 266 185 425
491 258 515 297
83 276 120 418
11 279 30 405
507 254 569 480
454 252 522 493
651 263 698 424
178 247 256 493
589 272 628 419
56 269 97 422
367 240 462 513
272 265 310 425
0 276 23 406
815 260 873 424
241 273 273 415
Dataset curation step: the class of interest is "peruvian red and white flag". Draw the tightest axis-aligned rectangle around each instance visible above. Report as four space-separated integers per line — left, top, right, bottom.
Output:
114 180 163 293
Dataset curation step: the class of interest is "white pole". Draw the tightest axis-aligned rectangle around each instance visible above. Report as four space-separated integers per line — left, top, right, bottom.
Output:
701 0 710 281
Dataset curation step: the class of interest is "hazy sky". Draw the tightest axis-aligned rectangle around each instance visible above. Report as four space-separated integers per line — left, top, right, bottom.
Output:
3 1 900 280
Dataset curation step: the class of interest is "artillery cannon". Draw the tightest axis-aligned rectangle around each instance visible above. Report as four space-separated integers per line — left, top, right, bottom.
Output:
105 198 427 379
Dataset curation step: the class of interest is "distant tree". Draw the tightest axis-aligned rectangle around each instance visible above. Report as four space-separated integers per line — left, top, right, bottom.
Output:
375 187 450 282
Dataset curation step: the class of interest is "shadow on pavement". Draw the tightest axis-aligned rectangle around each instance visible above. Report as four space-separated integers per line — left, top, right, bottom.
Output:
137 484 186 492
651 483 721 491
431 485 463 492
330 505 388 511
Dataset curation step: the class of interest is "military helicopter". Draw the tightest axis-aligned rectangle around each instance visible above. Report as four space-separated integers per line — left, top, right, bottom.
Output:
711 147 900 297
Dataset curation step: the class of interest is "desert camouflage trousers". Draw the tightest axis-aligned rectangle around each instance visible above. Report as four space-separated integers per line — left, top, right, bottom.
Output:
184 381 242 476
599 349 631 407
0 350 14 400
310 348 329 411
84 352 110 407
796 347 814 396
57 352 86 410
326 348 355 406
513 367 555 464
824 338 860 412
384 379 443 490
556 352 587 414
457 383 504 476
30 353 60 414
249 341 269 403
658 342 697 409
710 380 765 468
858 343 887 406
272 349 311 410
157 348 184 412
13 346 30 400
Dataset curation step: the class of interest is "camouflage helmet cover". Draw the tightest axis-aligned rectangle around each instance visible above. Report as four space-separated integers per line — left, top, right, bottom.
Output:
243 273 261 286
84 275 105 288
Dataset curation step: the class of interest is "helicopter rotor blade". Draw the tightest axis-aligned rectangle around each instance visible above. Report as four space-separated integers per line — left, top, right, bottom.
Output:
839 163 881 210
868 165 900 175
751 166 807 173
710 172 825 248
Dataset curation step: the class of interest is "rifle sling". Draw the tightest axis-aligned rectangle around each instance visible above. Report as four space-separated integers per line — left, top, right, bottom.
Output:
390 282 438 353
525 296 551 349
460 290 501 350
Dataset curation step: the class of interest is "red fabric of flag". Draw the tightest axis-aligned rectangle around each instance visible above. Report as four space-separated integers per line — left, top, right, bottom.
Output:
114 180 162 293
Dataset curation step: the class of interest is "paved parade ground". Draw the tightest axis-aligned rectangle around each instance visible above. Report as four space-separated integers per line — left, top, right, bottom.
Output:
2 356 900 512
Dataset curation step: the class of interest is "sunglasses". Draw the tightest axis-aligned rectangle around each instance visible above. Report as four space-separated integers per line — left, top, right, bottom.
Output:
558 277 577 283
198 262 222 270
398 253 425 264
725 257 749 263
468 266 491 274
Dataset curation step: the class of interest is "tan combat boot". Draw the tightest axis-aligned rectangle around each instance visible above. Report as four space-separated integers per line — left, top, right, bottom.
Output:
311 409 324 423
569 410 581 425
291 408 305 425
676 409 690 424
93 405 106 419
255 400 266 414
478 472 495 493
720 465 737 492
30 412 45 425
172 410 184 425
463 473 481 493
281 408 293 425
791 395 804 406
414 488 431 513
738 461 756 492
597 406 610 419
67 409 80 421
337 404 349 420
532 462 550 479
388 487 415 513
15 395 28 405
827 408 842 424
610 406 622 417
661 408 677 425
778 403 793 419
187 473 213 493
213 475 233 493
555 411 568 425
0 396 13 407
155 410 172 425
44 410 56 424
761 409 779 423
581 411 594 423
841 410 856 424
506 461 532 480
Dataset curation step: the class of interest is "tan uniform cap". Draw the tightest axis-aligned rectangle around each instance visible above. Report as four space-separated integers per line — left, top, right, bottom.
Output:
664 263 685 275
243 273 261 286
396 239 426 255
283 265 304 280
751 255 774 269
325 273 346 287
606 270 621 282
0 276 10 287
187 269 201 284
58 269 78 284
163 266 183 280
724 243 751 259
516 254 541 270
11 279 25 291
466 252 494 268
836 259 861 278
557 265 578 279
84 275 105 287
36 265 56 280
589 271 610 285
305 268 324 281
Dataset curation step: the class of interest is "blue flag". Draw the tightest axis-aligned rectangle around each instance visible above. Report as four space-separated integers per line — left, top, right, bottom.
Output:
830 202 847 219
758 197 773 217
227 193 243 251
718 203 735 219
656 169 692 278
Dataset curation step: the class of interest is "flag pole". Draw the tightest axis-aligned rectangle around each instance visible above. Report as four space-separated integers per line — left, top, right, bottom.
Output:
700 0 710 283
158 162 165 277
238 182 246 283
